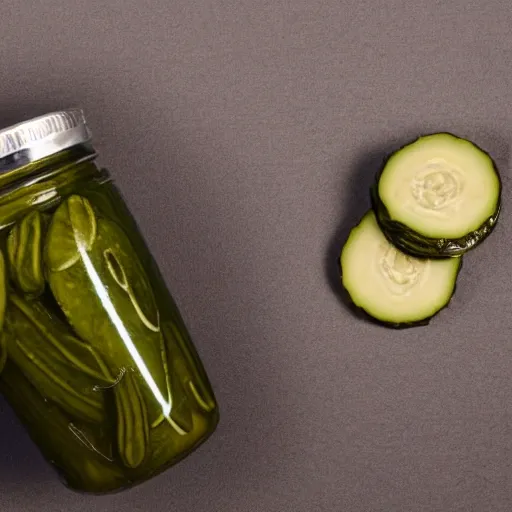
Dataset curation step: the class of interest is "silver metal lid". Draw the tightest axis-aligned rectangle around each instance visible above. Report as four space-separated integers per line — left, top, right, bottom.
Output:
0 109 92 166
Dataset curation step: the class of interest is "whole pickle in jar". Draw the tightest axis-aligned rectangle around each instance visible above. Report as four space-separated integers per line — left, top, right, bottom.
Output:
4 293 114 424
44 195 190 437
162 321 216 414
7 210 50 298
113 369 150 469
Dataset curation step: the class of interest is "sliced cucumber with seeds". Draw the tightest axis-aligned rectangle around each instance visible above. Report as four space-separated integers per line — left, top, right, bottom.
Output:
340 210 462 328
373 132 501 258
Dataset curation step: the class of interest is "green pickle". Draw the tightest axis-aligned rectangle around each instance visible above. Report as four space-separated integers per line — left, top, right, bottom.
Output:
0 110 219 494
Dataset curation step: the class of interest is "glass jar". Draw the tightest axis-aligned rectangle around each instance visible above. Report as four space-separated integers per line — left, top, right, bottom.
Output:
0 110 219 494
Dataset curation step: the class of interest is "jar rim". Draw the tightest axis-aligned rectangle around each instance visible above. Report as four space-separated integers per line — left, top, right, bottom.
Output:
0 109 92 171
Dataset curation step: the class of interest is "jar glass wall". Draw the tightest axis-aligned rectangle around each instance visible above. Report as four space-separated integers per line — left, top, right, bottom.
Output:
0 111 219 494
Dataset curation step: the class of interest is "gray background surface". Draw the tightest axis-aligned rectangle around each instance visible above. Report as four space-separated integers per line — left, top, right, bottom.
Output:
0 1 511 511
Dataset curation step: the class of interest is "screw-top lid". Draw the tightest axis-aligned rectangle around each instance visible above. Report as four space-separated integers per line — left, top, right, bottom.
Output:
0 109 92 167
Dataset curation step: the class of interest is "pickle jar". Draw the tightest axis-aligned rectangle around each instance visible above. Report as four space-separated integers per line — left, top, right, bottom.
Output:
0 109 219 494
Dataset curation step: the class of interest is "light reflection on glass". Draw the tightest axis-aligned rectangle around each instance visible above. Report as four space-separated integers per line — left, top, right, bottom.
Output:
77 244 173 422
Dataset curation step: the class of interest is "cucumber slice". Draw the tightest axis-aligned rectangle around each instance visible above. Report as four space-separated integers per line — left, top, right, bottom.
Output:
340 210 462 328
373 133 501 258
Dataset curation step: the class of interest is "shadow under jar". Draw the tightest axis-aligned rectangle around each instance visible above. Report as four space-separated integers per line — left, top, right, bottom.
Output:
0 109 219 494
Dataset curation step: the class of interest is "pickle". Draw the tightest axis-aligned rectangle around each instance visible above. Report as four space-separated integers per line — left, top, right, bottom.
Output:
114 370 149 469
165 322 216 412
45 195 97 272
7 210 49 298
46 198 173 428
5 293 113 424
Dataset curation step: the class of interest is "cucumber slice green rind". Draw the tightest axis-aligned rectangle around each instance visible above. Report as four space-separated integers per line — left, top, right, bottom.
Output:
373 132 502 257
371 184 501 259
339 210 463 329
